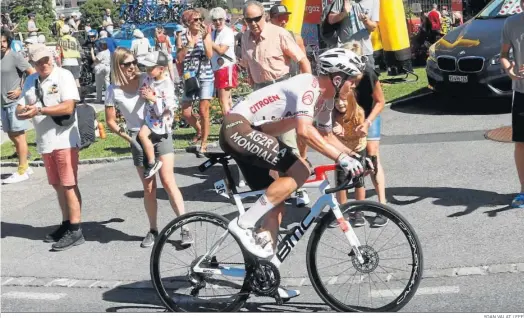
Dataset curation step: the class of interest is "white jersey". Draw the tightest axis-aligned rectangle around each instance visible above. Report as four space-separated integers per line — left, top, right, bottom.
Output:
229 73 333 131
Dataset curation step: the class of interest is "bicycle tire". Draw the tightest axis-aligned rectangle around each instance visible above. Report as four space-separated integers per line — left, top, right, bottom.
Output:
306 200 423 312
150 212 251 312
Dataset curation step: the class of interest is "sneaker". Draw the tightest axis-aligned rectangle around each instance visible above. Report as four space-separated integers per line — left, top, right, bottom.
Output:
51 229 85 251
140 230 158 248
180 228 194 246
44 223 69 243
511 193 524 208
371 215 389 227
295 189 310 207
2 171 29 184
228 218 274 258
278 286 301 300
144 160 163 179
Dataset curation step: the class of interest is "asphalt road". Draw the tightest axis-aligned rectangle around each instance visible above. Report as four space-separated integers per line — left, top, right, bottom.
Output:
1 93 523 312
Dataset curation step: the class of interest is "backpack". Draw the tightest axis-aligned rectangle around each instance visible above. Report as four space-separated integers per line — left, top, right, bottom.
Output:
320 0 342 47
76 103 96 150
51 21 59 36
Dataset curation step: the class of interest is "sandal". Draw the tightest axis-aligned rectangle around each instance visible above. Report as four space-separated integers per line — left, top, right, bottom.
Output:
511 193 524 208
188 134 202 145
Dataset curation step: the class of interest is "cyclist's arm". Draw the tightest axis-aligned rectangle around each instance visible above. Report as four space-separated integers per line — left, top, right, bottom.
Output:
296 117 351 161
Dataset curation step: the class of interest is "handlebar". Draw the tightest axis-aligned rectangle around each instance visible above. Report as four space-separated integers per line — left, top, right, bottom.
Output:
324 155 376 195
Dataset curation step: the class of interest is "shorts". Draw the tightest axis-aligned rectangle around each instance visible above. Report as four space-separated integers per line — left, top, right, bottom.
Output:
214 65 238 89
278 129 299 156
512 91 524 142
130 130 173 167
42 148 79 187
367 115 382 141
335 150 367 188
182 80 214 102
219 113 300 191
63 65 81 80
1 102 29 133
365 54 375 70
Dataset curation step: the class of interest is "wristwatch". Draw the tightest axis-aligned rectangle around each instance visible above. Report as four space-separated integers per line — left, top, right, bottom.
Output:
36 105 43 115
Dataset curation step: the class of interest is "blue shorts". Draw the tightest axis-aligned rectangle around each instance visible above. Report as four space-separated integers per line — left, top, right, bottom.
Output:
182 80 215 102
367 115 381 141
1 103 29 133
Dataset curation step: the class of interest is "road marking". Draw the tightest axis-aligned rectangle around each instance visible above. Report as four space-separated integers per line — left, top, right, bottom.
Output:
2 292 67 300
370 285 460 298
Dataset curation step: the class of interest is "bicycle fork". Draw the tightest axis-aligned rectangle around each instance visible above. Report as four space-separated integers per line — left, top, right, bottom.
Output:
329 199 365 264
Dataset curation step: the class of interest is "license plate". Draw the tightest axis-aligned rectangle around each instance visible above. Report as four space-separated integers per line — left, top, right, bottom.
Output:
449 75 468 83
214 179 229 198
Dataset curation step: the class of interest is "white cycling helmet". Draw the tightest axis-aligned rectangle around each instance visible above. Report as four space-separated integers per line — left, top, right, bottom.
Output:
317 48 366 77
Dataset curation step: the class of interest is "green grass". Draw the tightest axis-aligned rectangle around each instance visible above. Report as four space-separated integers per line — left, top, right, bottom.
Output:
1 68 429 161
380 67 429 102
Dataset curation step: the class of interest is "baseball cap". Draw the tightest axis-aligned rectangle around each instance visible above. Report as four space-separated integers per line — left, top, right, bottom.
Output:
24 37 37 44
269 5 291 18
138 51 169 67
28 44 52 62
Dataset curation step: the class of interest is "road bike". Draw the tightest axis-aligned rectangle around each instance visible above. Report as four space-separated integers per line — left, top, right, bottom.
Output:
150 151 423 312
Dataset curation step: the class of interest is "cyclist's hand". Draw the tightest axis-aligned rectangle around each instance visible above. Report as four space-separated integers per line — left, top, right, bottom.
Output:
337 154 363 177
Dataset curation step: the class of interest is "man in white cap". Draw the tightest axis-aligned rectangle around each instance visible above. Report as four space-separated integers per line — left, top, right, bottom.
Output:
16 44 85 251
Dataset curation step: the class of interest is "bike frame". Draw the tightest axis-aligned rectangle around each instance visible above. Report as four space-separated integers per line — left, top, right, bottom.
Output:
193 163 365 277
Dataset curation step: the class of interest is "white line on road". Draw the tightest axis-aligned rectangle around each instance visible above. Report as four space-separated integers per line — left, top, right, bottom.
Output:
2 291 67 301
370 285 460 298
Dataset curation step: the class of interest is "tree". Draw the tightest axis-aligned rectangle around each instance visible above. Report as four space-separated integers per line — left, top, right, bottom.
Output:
79 0 117 30
8 0 55 36
192 0 229 10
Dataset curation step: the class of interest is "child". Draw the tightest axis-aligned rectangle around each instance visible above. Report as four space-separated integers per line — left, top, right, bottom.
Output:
137 51 177 178
333 91 369 226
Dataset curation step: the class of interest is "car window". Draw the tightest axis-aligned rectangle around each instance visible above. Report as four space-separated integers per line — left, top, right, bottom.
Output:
478 0 522 18
113 29 131 40
142 28 155 38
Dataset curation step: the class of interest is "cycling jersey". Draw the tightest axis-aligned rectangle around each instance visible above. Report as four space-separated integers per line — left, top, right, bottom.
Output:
229 73 333 132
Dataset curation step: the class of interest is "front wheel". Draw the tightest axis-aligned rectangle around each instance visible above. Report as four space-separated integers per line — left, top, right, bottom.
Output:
306 200 423 312
150 212 251 312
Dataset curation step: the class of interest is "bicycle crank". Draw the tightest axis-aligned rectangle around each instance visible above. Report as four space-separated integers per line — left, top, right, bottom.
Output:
248 260 281 297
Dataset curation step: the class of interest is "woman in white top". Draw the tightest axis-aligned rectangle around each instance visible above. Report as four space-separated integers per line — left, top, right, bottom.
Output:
209 7 237 115
104 47 191 247
130 29 151 59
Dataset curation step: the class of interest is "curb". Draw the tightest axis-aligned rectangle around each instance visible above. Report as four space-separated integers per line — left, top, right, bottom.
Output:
2 262 524 290
385 91 433 108
0 148 192 167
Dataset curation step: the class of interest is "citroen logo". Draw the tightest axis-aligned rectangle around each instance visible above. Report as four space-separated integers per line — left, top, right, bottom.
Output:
459 50 466 55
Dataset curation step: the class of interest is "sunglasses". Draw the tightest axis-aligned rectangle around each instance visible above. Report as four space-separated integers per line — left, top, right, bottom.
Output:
193 17 204 22
120 60 137 67
212 18 224 22
244 15 263 23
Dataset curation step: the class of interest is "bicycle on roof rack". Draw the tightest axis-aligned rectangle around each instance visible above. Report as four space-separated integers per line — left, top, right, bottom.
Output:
150 149 423 312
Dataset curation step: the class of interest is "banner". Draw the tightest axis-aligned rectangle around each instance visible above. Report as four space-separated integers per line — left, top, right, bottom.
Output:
304 0 323 24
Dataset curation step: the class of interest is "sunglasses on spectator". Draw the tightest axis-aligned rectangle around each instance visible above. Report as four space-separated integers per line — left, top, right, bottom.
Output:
120 60 137 67
193 17 204 22
244 15 263 23
212 18 224 22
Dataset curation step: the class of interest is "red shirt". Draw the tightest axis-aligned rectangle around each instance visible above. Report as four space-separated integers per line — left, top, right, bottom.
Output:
428 11 441 31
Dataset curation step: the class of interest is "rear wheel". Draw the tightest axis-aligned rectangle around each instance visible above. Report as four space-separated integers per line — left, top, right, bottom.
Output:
306 200 423 312
151 212 251 312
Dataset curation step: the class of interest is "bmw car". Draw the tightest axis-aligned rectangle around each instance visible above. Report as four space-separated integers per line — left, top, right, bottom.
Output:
426 0 518 97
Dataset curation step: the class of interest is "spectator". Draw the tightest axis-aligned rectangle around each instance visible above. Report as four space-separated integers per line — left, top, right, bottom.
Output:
269 4 306 77
27 13 39 33
500 2 524 208
91 40 110 103
176 9 214 156
16 44 84 251
53 14 66 38
2 13 17 32
103 8 114 35
209 7 237 115
104 47 191 247
68 13 80 32
98 30 117 54
240 1 312 204
57 25 82 99
130 29 151 59
327 0 380 68
427 4 442 43
1 29 36 184
154 25 176 81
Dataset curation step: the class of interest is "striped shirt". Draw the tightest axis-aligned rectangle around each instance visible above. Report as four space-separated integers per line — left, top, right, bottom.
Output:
181 35 213 82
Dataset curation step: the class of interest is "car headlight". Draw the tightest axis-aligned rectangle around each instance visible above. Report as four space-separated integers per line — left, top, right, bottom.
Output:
491 48 513 65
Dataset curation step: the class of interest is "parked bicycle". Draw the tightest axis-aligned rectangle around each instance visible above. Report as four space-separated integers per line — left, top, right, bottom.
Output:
150 150 423 312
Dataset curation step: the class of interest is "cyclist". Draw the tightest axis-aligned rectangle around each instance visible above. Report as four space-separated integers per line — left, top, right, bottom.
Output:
220 48 368 259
